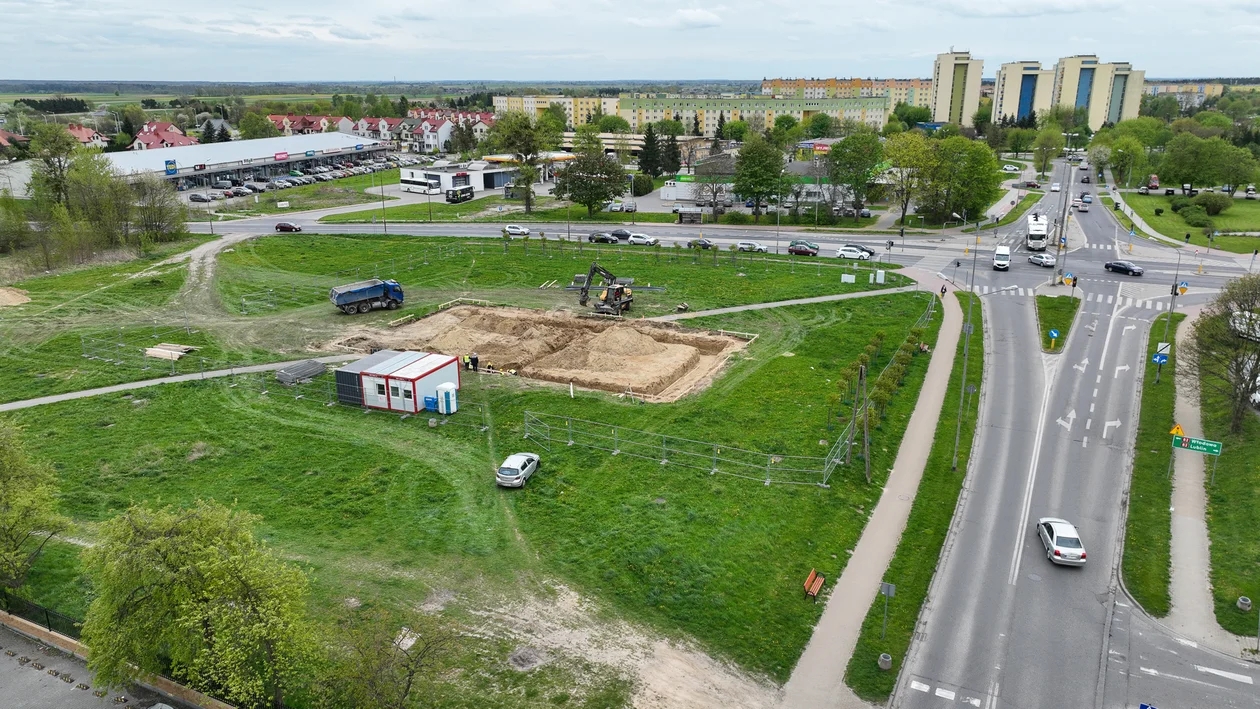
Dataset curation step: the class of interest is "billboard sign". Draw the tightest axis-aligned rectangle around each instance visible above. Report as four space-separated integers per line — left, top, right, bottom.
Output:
274 152 289 161
305 150 315 157
164 160 177 176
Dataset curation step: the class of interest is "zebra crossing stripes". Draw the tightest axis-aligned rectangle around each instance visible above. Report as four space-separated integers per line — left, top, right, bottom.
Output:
967 285 1032 296
1080 243 1115 250
1084 292 1168 310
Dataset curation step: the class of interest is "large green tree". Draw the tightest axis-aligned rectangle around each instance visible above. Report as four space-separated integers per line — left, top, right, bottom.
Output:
552 126 627 217
82 501 315 709
827 132 885 222
485 111 560 212
27 123 79 207
1181 274 1260 433
732 133 785 222
884 131 932 226
1006 127 1037 156
638 123 662 178
1032 126 1066 176
722 119 748 142
662 134 682 174
239 113 281 140
0 422 67 591
596 114 630 133
917 136 1001 224
806 113 834 139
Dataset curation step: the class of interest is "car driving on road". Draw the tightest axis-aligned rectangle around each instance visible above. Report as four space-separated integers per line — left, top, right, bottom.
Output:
788 240 819 256
1051 183 1061 192
1037 517 1086 566
274 222 302 232
836 245 871 260
496 453 540 488
1028 253 1056 267
736 241 768 253
688 238 717 249
627 234 658 246
1104 260 1144 276
1001 164 1020 172
610 229 633 240
844 243 875 257
504 224 530 236
588 231 618 244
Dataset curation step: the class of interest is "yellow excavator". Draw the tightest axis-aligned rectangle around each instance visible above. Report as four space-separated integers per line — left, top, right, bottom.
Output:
566 262 666 315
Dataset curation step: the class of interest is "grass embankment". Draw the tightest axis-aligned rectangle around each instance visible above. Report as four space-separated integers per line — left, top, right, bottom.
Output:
1121 312 1184 617
963 193 1043 233
205 168 401 217
1034 294 1081 353
13 291 941 686
1201 345 1260 635
844 291 984 701
215 234 909 317
1125 194 1260 253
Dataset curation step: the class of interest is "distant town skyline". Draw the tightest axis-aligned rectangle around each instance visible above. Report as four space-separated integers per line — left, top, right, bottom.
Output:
7 0 1260 82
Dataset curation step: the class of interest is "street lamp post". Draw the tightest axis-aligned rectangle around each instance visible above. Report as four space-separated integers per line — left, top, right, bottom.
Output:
952 225 981 471
775 169 784 255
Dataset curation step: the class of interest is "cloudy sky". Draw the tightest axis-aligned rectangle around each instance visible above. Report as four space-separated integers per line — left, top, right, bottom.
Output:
6 0 1260 81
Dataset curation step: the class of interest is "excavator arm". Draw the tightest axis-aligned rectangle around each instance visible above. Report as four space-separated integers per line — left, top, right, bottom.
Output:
577 261 619 307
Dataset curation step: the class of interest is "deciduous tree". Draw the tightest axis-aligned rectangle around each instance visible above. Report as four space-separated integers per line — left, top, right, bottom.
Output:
239 113 281 140
1033 126 1066 176
335 607 458 709
732 133 784 223
827 133 884 222
0 422 67 591
1181 274 1260 433
885 131 932 226
27 123 79 207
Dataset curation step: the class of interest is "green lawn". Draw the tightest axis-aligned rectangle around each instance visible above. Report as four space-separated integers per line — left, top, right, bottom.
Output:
11 291 941 688
1122 313 1183 618
963 193 1042 232
844 291 984 701
1125 194 1260 253
215 234 909 317
1034 295 1081 352
210 169 400 217
1201 348 1260 635
321 194 532 223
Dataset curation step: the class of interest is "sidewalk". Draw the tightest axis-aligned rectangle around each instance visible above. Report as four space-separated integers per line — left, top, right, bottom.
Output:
1163 309 1252 657
779 269 963 708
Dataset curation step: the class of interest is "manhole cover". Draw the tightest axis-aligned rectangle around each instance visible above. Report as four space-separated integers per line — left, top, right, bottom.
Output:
1027 573 1042 582
898 494 910 501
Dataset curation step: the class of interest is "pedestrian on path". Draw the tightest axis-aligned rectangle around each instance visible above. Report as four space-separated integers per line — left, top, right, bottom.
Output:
940 284 947 298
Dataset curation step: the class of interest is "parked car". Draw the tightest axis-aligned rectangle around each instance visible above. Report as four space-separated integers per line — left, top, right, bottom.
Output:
1104 260 1144 276
1029 253 1057 267
1024 180 1041 189
1037 517 1086 566
231 187 251 197
213 180 233 190
245 183 265 193
289 170 304 177
275 222 302 232
859 208 872 218
1001 164 1020 172
787 240 819 256
607 202 624 212
504 224 530 236
627 234 658 246
736 241 767 253
496 453 540 488
588 231 618 244
610 229 633 240
1247 192 1258 201
622 201 637 213
1164 188 1177 196
1050 183 1061 192
188 193 210 203
688 238 717 249
836 246 871 260
207 191 225 200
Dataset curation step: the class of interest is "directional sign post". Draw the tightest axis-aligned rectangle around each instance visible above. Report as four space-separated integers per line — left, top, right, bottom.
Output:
1172 432 1225 485
880 582 896 640
1049 328 1060 350
1178 280 1189 296
1152 353 1168 365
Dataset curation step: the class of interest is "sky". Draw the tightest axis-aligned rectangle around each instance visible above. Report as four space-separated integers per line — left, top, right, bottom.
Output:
5 0 1260 82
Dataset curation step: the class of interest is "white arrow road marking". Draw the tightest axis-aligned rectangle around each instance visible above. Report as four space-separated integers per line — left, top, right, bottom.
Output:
1087 319 1098 332
1195 666 1254 684
1056 409 1077 430
1074 357 1090 373
1104 420 1122 438
1123 324 1136 334
1115 364 1130 378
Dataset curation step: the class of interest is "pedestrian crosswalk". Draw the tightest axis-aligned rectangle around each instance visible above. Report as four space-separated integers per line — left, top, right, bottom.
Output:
965 285 1033 296
1084 292 1168 310
1080 243 1114 250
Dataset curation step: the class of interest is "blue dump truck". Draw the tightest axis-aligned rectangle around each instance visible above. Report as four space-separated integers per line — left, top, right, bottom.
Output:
329 279 404 314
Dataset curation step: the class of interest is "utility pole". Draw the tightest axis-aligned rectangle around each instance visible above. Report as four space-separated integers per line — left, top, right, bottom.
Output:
952 230 980 471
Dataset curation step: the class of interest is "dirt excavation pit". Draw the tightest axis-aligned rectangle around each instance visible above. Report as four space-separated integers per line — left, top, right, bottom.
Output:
0 287 31 307
333 305 748 401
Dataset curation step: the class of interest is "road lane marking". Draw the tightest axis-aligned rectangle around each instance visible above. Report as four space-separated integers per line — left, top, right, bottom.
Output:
1083 436 1088 448
1123 324 1136 333
1115 364 1130 377
1009 358 1058 586
935 687 956 700
1090 402 1095 412
1104 420 1122 438
910 680 930 692
1093 388 1098 397
1074 357 1090 373
1195 665 1254 684
1139 666 1228 688
1086 418 1092 430
1174 637 1197 648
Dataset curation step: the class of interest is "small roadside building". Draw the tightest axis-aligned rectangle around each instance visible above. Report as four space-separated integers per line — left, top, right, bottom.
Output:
334 350 461 414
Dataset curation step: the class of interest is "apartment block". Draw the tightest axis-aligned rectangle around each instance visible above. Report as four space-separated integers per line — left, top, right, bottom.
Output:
1051 55 1144 130
930 51 984 125
618 95 889 137
994 61 1054 122
1144 81 1224 108
760 78 933 107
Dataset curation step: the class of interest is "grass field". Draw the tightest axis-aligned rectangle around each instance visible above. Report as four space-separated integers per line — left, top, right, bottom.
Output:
1034 295 1081 353
963 193 1043 233
1200 347 1260 636
208 169 400 217
844 291 983 701
1125 194 1260 253
215 234 909 317
11 290 941 689
1121 313 1183 618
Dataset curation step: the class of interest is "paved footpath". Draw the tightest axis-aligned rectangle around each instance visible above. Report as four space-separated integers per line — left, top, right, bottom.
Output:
780 268 963 709
1163 309 1252 656
0 355 356 412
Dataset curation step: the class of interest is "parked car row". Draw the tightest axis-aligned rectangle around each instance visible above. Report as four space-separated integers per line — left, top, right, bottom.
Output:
186 159 403 203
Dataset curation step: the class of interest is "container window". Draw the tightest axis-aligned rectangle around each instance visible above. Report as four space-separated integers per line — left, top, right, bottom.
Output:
403 389 413 399
376 383 386 396
390 386 400 398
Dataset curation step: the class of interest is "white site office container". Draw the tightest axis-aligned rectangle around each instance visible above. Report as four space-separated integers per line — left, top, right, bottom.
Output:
359 351 427 411
435 382 458 414
381 353 461 414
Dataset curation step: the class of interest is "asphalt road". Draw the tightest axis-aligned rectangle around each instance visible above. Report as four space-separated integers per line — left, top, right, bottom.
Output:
893 159 1257 709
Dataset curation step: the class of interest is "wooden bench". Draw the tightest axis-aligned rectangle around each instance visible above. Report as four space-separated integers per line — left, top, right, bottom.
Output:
804 568 826 602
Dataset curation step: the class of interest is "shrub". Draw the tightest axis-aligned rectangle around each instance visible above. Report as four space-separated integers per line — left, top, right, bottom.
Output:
1192 192 1233 216
721 211 751 225
1154 208 1164 217
1179 204 1214 229
1169 195 1191 212
631 173 654 197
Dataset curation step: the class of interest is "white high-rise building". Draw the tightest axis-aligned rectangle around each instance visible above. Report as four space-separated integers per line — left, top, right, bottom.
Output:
929 51 983 125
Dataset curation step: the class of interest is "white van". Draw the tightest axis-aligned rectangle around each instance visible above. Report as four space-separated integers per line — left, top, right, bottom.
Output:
993 245 1011 271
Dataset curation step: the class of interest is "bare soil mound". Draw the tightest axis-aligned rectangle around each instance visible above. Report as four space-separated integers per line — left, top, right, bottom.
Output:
0 287 31 307
330 305 747 401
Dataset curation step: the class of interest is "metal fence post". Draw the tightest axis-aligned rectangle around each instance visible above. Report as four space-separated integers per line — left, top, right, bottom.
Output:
613 426 619 454
567 418 573 445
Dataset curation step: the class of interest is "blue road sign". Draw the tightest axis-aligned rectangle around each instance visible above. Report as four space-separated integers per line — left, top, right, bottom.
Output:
1139 704 1158 709
1049 329 1060 339
1179 281 1189 290
1130 228 1136 237
1060 235 1067 245
1065 272 1074 282
1152 353 1169 365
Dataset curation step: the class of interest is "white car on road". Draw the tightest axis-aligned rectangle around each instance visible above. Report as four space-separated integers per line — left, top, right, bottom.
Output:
627 233 658 246
1051 183 1061 192
736 241 768 253
836 245 871 260
496 453 540 488
1037 517 1086 566
504 224 530 236
1028 253 1057 268
1002 164 1021 172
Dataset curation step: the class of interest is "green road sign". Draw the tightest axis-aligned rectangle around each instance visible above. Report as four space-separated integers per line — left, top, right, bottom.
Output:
1172 435 1223 456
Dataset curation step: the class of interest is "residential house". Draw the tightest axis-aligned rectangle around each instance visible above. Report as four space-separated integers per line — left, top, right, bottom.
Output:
129 121 200 150
356 117 403 142
65 123 109 148
267 115 355 135
0 128 29 150
417 119 453 153
408 109 494 139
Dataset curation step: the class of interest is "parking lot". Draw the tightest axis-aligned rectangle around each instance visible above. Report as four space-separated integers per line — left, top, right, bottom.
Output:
181 154 422 205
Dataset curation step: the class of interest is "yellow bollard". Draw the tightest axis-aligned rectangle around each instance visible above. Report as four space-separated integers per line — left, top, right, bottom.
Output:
1128 243 1132 253
965 247 969 254
1198 262 1203 274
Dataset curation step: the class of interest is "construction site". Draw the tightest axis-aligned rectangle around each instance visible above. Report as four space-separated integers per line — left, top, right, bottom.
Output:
333 305 751 401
